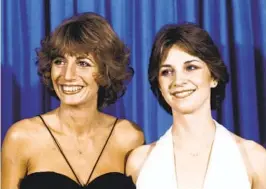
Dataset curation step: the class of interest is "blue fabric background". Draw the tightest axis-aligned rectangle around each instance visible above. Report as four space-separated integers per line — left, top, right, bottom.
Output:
2 0 266 146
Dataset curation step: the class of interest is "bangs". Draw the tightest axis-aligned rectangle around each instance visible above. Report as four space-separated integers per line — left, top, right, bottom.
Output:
49 21 97 59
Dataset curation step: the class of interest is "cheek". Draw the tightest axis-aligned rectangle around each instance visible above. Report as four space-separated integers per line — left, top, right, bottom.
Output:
158 78 170 94
87 73 100 89
190 72 212 86
203 76 214 88
92 72 105 86
50 67 60 81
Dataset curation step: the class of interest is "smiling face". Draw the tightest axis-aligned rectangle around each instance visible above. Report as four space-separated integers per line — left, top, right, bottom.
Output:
51 54 99 107
158 46 217 114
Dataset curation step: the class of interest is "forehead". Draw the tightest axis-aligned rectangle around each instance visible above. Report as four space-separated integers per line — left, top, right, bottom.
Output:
162 46 201 65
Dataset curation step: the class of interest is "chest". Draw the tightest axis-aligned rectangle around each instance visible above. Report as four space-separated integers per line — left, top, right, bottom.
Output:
27 135 126 184
174 152 211 189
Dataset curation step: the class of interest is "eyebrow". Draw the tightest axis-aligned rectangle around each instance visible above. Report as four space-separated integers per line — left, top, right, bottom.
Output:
184 59 201 64
76 55 96 64
76 55 91 60
160 59 201 68
53 55 64 59
160 64 172 69
76 55 89 59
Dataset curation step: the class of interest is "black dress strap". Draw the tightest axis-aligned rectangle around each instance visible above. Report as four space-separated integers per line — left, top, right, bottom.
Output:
38 115 118 186
85 117 118 185
38 115 83 185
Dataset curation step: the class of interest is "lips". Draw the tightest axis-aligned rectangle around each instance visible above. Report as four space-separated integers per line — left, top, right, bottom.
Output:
171 89 196 99
60 85 84 94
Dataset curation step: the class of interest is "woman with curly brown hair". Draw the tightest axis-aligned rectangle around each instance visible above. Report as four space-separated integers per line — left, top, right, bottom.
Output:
2 12 144 189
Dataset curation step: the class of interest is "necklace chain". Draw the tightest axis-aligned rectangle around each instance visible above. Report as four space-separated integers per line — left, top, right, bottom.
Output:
172 134 215 189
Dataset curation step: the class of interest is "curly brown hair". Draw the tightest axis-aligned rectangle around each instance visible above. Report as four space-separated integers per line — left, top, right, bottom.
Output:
36 12 133 109
148 23 229 114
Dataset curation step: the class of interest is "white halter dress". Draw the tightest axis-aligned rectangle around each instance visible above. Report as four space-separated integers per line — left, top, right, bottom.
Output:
136 121 251 189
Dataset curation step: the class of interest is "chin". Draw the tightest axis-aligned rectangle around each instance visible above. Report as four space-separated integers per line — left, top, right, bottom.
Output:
171 102 200 115
173 107 196 115
59 97 86 106
61 101 84 106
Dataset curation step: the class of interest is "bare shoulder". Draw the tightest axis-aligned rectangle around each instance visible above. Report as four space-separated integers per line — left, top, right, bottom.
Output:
233 134 266 166
3 117 40 144
126 142 156 183
233 134 266 188
241 138 266 160
113 118 145 150
2 115 51 151
1 116 45 189
2 117 38 160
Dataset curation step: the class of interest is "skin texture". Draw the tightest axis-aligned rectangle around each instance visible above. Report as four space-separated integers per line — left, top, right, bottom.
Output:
51 54 100 107
158 46 217 115
1 54 144 189
126 46 266 189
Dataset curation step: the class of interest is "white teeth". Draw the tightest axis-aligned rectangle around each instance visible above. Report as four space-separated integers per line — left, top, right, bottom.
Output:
62 85 83 93
173 90 194 98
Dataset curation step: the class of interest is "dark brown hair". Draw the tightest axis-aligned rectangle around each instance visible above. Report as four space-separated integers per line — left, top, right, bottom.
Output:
148 23 229 114
37 12 133 109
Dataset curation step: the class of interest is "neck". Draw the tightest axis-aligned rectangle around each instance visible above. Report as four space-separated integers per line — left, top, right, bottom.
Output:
171 104 216 145
56 101 101 137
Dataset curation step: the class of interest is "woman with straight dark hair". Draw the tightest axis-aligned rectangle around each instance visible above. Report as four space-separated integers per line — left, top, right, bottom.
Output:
126 23 266 189
2 12 144 189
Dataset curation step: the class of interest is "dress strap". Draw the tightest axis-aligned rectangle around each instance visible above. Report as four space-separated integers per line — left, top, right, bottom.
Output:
85 117 118 185
38 115 82 185
39 115 119 186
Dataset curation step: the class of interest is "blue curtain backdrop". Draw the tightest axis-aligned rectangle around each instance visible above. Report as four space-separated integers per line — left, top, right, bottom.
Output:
2 0 266 146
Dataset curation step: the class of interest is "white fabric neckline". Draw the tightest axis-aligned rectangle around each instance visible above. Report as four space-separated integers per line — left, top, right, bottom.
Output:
136 120 251 189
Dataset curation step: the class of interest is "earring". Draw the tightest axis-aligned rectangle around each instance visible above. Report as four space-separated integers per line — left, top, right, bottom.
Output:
212 81 218 88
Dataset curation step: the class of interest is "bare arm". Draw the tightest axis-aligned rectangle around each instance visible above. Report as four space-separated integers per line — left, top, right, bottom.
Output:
114 119 145 177
1 120 30 189
126 144 154 183
245 141 266 189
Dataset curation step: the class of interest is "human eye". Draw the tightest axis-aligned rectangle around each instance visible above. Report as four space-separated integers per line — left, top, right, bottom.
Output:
186 64 199 71
52 58 65 65
160 69 174 76
77 60 91 67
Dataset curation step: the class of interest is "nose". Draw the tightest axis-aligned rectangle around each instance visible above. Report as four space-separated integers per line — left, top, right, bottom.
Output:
63 62 76 80
170 70 187 88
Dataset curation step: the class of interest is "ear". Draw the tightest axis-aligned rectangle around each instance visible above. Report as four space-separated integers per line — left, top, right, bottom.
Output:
211 79 218 88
